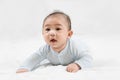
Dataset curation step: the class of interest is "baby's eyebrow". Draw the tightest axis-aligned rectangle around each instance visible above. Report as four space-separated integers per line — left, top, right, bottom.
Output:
44 24 51 27
44 24 62 27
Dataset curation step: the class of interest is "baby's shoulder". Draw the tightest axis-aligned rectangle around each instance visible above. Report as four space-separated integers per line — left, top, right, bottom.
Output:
37 42 50 52
70 35 88 50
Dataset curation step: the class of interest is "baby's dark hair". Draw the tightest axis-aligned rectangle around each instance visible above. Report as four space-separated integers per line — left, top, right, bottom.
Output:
43 10 71 30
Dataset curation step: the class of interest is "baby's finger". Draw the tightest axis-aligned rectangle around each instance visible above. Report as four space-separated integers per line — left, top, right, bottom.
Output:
16 69 29 73
67 68 74 72
66 67 72 72
66 67 69 71
71 69 78 73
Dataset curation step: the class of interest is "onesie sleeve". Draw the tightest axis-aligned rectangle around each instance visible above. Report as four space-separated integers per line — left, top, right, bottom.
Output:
71 37 93 69
18 44 48 71
74 51 93 69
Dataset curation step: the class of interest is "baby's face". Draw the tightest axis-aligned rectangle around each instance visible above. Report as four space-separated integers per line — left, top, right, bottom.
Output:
42 15 72 52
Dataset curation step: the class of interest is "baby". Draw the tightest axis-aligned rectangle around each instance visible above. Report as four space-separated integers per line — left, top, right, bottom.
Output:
16 11 92 73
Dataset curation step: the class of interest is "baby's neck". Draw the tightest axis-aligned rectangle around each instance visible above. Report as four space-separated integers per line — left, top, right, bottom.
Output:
52 43 67 53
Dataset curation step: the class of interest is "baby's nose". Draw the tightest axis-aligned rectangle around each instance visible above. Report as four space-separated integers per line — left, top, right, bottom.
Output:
49 30 56 36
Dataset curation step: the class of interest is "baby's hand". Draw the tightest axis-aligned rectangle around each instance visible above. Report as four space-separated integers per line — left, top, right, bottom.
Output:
66 63 81 73
16 68 29 73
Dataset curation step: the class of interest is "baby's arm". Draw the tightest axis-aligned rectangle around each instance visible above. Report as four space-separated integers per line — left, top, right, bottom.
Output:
66 52 92 73
66 38 92 72
73 51 93 72
16 68 29 73
16 52 46 73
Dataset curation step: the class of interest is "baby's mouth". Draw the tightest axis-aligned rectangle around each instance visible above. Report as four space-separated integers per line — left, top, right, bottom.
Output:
50 39 57 43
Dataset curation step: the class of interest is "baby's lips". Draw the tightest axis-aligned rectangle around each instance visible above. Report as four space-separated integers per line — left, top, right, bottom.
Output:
50 39 57 42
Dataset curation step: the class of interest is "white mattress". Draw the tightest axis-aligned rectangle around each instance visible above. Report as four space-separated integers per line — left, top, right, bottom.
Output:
0 34 120 80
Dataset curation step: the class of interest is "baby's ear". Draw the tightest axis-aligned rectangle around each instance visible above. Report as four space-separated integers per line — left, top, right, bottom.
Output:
68 30 73 38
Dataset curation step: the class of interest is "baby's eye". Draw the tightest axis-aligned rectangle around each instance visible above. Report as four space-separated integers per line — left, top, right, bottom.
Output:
56 28 61 31
45 28 50 31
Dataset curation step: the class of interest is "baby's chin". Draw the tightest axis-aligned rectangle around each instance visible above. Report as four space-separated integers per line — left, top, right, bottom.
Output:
50 45 59 49
50 45 58 49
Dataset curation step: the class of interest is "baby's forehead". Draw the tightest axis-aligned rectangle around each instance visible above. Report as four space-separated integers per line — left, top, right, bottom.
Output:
43 12 71 30
45 14 69 25
44 15 68 27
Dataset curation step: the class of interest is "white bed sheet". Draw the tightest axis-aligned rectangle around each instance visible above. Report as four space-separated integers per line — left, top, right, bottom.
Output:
0 34 120 80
